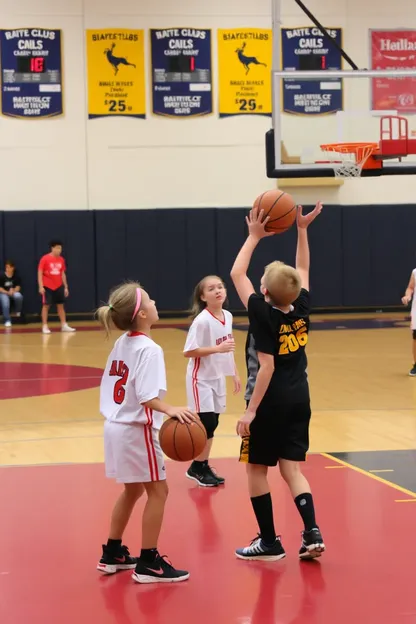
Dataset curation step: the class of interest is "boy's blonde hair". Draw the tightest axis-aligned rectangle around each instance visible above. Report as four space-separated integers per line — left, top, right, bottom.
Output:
96 281 141 338
263 261 301 307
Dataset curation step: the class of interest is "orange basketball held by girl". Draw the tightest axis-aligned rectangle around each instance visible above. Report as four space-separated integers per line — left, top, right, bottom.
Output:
183 275 241 486
96 281 197 583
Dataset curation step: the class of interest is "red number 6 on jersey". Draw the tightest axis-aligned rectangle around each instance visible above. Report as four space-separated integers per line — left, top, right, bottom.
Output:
109 360 130 405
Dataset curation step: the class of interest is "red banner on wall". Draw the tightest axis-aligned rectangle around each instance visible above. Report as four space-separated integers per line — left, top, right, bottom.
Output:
371 29 416 113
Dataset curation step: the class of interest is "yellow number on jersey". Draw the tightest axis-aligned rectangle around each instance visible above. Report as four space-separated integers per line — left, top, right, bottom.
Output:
278 326 308 355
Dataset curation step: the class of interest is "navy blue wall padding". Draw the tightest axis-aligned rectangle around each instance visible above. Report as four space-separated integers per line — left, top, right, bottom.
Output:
3 211 37 313
0 211 4 271
342 205 373 307
185 208 217 309
34 211 96 313
370 204 416 307
308 205 343 308
1 205 416 314
95 210 128 306
151 209 188 311
216 208 248 309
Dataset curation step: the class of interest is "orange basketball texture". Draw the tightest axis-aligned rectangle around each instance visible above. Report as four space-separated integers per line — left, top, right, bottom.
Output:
159 418 207 462
253 189 297 233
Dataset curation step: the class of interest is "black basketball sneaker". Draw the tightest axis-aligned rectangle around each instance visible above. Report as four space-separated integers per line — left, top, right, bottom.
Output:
235 535 286 562
299 527 326 559
97 544 137 574
132 554 190 584
186 462 218 487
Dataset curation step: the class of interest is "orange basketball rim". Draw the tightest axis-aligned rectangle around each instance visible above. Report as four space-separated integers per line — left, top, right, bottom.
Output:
321 142 381 170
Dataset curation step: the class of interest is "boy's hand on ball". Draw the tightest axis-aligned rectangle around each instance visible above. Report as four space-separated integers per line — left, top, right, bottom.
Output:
167 407 198 424
297 201 323 229
246 207 275 240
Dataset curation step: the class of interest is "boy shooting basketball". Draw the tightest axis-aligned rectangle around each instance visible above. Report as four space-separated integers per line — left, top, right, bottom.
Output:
230 202 325 561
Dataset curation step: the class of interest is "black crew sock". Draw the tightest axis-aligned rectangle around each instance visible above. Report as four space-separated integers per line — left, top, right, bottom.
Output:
250 493 276 546
106 538 122 553
191 460 205 471
294 492 317 532
140 548 158 563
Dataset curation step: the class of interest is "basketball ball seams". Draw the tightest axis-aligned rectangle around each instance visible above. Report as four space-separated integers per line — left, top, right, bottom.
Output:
184 422 195 459
263 191 286 220
252 188 296 235
172 419 180 461
159 416 208 461
266 203 297 224
255 191 267 212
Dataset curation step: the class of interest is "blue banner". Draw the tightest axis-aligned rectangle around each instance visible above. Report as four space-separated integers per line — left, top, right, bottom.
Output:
150 28 212 117
0 28 63 118
281 27 343 115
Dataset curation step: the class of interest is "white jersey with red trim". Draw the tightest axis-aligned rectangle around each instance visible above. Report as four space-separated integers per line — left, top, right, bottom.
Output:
411 268 416 329
184 308 235 380
100 332 166 430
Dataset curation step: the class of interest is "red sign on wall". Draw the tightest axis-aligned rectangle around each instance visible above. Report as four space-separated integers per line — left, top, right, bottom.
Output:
371 30 416 113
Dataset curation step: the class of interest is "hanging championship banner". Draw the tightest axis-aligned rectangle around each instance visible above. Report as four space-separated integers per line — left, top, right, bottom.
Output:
150 28 212 117
281 27 343 115
371 29 416 113
86 29 146 119
218 29 272 117
0 28 63 118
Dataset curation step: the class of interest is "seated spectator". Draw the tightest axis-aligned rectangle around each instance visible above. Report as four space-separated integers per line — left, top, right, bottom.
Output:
0 260 23 328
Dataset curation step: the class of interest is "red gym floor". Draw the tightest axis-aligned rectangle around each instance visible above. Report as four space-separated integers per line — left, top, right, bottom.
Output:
1 454 416 624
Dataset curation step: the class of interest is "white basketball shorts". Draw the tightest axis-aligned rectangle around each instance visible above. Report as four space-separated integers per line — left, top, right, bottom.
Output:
186 376 226 414
411 309 416 330
104 420 166 483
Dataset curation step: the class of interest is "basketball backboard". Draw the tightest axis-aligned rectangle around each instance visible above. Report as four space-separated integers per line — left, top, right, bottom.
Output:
268 0 416 179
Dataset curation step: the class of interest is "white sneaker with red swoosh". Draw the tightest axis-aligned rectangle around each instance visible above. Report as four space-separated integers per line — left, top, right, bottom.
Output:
132 554 190 583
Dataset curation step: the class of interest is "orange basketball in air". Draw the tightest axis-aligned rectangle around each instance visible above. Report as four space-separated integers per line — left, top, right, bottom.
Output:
253 189 297 234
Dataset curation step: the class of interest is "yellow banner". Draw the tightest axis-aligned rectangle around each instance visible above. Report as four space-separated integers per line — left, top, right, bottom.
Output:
86 29 146 119
218 28 272 117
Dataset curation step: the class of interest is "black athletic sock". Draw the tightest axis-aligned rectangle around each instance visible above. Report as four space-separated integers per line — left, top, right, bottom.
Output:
294 493 317 531
140 548 158 563
191 460 205 471
250 493 276 546
106 538 122 553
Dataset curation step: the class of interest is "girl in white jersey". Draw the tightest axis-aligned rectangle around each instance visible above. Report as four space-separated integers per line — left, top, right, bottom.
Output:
402 268 416 375
184 275 241 486
96 281 197 584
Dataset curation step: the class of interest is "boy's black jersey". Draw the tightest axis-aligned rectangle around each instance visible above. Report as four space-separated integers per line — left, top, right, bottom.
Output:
245 289 310 404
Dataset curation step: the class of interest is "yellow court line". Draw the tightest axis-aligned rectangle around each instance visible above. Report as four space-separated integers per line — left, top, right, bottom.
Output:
395 499 416 503
369 469 394 473
321 453 416 499
325 465 347 469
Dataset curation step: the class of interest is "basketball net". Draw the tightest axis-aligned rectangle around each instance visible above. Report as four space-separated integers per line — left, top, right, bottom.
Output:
320 143 378 178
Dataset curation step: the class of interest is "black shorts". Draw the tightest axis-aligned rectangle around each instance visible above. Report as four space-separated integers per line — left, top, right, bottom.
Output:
43 285 65 306
239 400 311 466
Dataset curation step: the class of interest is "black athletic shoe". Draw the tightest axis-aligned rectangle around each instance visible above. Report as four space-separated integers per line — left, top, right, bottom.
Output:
205 464 225 485
299 527 326 559
186 465 218 487
235 535 286 562
97 544 138 574
409 364 416 377
132 554 190 584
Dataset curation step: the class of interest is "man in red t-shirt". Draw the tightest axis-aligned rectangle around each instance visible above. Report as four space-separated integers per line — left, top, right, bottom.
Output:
38 240 76 335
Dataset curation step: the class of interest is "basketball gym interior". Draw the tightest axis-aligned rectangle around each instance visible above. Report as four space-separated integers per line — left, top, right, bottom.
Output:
1 1 416 623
